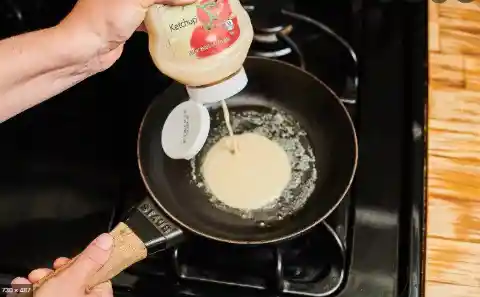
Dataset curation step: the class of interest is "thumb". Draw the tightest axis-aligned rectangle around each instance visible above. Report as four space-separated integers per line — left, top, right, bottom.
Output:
66 233 114 283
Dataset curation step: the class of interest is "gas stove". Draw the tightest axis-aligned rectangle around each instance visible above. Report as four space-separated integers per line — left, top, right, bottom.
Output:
0 1 427 297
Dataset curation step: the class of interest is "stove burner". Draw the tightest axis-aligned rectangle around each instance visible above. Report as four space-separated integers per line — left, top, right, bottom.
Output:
277 223 345 296
250 10 357 69
282 10 358 70
242 0 294 33
250 25 307 69
119 221 345 296
248 9 358 105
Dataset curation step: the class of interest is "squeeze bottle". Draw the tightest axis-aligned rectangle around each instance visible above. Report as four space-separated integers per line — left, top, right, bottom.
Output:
144 0 254 160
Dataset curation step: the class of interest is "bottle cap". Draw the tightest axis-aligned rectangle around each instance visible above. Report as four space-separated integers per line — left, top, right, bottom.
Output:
161 100 210 160
186 67 248 104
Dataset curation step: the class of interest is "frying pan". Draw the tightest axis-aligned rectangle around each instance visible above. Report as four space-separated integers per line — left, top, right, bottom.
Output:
34 56 357 291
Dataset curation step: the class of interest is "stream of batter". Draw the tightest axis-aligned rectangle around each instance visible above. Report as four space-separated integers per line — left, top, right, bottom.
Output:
221 100 237 153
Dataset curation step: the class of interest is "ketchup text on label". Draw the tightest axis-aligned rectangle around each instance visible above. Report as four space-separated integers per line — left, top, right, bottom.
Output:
169 17 198 32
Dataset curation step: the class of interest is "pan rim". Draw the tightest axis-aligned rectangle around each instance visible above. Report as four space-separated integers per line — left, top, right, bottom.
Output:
136 56 359 245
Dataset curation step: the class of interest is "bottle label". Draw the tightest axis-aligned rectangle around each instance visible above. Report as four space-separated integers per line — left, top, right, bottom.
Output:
160 0 241 60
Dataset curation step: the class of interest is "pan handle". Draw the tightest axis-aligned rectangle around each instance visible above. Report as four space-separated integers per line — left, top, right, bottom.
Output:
87 196 184 289
33 196 184 292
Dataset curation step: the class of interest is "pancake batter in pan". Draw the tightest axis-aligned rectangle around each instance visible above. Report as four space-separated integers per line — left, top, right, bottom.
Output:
190 104 318 224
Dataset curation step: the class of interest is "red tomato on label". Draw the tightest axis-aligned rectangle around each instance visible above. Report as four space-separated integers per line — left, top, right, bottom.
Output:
196 0 232 26
190 26 229 58
190 17 241 58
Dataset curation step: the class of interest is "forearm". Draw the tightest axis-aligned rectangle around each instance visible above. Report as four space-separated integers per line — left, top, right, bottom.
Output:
0 26 97 122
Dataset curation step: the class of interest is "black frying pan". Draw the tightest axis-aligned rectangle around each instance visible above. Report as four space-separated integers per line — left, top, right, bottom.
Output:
34 56 357 291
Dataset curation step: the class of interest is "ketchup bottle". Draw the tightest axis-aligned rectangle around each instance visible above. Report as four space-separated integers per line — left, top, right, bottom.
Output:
145 0 254 103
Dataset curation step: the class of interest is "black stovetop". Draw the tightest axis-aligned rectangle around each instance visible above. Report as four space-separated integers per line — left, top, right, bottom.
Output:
0 1 426 297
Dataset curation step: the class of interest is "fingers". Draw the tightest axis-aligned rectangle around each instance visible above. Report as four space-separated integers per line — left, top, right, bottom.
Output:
11 277 31 285
53 257 70 269
9 278 31 297
21 257 70 284
12 257 68 287
65 233 114 282
12 234 112 291
28 268 53 283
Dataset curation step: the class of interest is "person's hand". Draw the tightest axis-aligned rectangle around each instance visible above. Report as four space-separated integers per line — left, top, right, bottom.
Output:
11 233 114 297
57 0 195 72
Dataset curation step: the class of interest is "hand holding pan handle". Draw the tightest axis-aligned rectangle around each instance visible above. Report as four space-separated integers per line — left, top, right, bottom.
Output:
33 197 184 292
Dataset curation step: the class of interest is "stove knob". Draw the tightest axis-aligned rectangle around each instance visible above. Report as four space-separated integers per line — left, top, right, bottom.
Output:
412 122 423 141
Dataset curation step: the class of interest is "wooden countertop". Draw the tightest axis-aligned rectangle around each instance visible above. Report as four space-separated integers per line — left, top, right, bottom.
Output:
427 1 480 296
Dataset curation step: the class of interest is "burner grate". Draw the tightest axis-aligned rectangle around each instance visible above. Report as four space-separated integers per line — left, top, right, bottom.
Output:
248 8 358 105
119 221 346 297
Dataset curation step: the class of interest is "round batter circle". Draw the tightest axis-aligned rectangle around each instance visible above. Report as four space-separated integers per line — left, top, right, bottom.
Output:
201 133 292 210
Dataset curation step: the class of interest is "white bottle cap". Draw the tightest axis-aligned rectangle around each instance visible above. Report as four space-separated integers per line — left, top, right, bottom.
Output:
186 67 248 104
161 100 210 160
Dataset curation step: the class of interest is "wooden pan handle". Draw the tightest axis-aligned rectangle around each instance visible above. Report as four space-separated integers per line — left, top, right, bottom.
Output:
86 222 148 290
33 222 147 292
